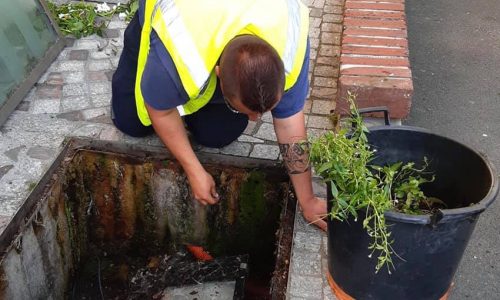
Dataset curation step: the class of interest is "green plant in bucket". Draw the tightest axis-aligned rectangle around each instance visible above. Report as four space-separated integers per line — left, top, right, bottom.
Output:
309 93 443 273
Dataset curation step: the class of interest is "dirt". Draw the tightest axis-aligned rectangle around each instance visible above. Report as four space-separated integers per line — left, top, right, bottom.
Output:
270 187 296 300
70 250 249 299
26 142 296 299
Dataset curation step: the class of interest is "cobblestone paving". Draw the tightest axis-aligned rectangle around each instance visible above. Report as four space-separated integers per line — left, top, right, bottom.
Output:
0 0 346 298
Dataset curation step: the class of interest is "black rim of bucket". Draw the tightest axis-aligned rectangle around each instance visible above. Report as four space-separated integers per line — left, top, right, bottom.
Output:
366 125 499 225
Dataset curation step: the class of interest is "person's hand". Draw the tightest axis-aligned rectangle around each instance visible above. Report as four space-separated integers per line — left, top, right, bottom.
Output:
300 197 328 231
187 168 219 206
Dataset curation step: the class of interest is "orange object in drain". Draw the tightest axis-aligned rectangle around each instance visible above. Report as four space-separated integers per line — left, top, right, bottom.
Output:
186 244 214 261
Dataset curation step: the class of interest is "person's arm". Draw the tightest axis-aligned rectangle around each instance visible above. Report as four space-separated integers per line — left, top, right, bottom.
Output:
146 103 219 205
273 111 327 231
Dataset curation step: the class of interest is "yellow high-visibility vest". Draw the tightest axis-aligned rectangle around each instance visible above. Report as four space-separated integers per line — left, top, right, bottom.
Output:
135 0 309 126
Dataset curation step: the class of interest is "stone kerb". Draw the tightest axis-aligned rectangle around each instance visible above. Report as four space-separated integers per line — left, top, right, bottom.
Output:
336 0 413 119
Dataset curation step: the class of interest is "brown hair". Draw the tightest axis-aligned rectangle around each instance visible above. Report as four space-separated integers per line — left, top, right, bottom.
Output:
219 35 285 113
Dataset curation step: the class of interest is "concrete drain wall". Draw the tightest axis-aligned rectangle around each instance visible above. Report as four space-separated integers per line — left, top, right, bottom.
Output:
0 139 295 299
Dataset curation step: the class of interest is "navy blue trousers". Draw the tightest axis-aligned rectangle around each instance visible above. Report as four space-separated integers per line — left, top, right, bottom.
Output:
111 14 248 148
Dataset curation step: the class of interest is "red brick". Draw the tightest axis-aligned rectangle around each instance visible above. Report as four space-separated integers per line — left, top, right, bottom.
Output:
343 17 406 29
343 36 408 48
344 9 405 20
339 0 413 119
342 45 408 56
340 66 411 78
343 27 407 38
345 1 405 11
340 55 409 67
337 75 413 118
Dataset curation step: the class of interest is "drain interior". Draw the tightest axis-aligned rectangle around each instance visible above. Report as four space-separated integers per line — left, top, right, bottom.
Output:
0 139 295 299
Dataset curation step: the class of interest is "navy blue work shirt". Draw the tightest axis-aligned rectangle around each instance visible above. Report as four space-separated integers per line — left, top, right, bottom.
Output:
138 2 310 118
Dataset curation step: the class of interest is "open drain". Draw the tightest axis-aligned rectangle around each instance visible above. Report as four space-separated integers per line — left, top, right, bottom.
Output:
0 138 295 299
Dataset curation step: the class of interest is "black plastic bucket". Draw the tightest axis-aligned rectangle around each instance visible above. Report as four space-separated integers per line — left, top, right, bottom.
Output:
327 125 498 300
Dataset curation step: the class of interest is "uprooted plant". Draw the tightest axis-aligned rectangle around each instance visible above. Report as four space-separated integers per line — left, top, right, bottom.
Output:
48 0 139 38
310 93 444 273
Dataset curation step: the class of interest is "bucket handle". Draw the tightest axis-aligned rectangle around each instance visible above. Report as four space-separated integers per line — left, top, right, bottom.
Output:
357 106 391 126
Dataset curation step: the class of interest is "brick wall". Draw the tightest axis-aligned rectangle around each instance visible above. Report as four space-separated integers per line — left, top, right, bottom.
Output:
336 0 413 119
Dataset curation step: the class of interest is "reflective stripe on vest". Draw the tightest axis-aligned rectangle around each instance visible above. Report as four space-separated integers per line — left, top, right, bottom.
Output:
284 0 301 75
154 0 209 96
135 0 309 126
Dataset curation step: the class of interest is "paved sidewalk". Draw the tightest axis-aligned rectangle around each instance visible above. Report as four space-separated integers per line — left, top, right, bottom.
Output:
0 0 345 299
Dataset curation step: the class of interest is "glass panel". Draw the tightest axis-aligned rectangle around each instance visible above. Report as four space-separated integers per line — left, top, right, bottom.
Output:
0 0 57 106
